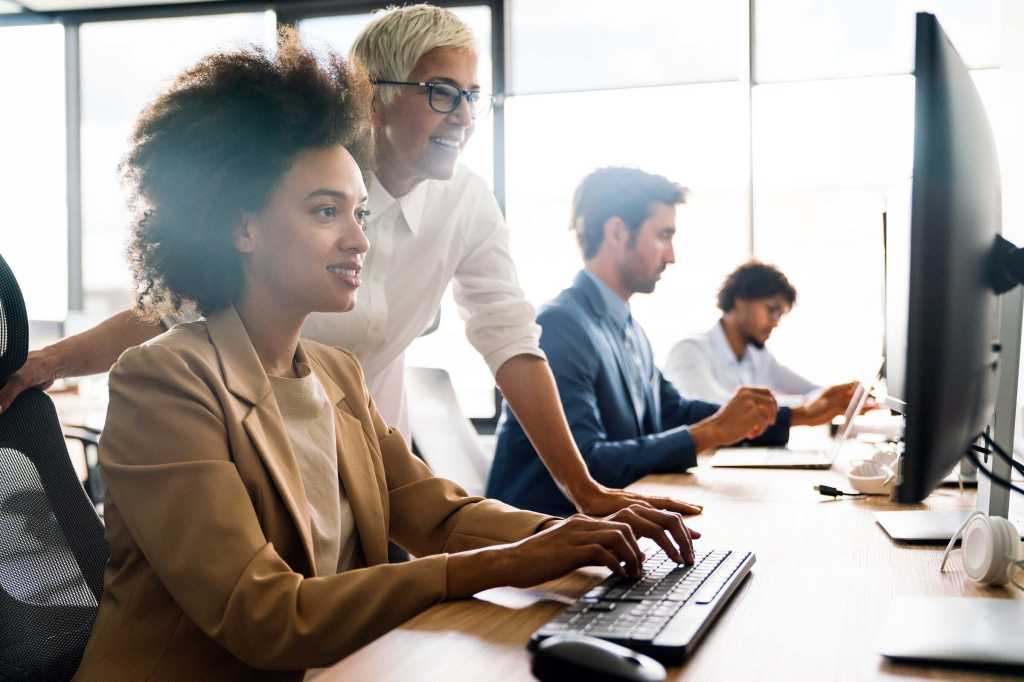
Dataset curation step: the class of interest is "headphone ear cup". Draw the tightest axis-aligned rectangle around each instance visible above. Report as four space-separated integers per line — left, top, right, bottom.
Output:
961 516 997 584
993 517 1021 585
968 517 1019 586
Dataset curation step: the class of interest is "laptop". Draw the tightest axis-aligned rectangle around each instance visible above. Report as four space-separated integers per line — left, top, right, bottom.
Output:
709 364 880 470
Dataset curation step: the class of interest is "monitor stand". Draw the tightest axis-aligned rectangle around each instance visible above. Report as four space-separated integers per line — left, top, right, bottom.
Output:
876 596 1024 667
875 287 1024 542
874 509 974 543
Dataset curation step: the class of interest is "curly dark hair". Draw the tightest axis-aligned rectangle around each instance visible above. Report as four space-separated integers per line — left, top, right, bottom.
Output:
716 261 797 312
122 28 373 319
570 167 687 259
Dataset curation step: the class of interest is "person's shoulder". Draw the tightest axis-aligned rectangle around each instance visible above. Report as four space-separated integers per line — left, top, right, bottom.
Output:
538 286 586 322
111 318 216 383
537 289 595 344
302 341 366 390
668 333 709 357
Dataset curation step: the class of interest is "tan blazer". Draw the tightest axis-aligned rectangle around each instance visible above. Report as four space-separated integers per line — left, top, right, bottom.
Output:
74 307 551 682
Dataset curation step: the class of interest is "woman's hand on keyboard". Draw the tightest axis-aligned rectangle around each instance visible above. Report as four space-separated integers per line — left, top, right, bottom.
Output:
446 515 648 597
599 504 698 566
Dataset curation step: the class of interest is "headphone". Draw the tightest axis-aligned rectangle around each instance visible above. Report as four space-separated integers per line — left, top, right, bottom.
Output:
940 511 1024 590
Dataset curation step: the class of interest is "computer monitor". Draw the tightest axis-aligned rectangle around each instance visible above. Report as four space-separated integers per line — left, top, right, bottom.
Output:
886 13 1006 504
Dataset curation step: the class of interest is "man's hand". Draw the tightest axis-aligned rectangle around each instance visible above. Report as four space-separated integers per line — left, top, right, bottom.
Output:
791 381 858 427
691 386 778 450
0 350 61 414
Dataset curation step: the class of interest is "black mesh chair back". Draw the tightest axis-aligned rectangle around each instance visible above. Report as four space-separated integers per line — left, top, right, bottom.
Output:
0 254 107 681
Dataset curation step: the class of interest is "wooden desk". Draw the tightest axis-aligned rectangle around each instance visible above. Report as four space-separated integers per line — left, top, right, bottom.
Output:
309 457 1022 682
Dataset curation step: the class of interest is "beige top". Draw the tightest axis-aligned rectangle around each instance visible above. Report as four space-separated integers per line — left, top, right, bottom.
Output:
269 360 356 576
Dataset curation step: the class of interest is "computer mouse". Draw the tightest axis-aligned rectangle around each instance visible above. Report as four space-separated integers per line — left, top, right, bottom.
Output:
531 634 667 682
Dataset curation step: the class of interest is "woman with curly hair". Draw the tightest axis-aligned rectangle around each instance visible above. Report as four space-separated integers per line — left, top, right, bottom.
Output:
72 31 652 681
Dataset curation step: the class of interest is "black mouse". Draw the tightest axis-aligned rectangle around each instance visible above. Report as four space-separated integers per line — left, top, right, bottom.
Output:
531 634 667 682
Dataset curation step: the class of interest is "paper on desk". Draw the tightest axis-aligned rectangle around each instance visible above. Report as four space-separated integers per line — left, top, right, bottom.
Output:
474 586 575 609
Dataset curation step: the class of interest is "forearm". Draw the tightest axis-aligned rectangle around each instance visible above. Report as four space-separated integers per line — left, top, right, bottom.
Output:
688 419 723 453
582 429 700 488
40 308 162 379
446 545 513 598
789 405 814 427
495 354 598 505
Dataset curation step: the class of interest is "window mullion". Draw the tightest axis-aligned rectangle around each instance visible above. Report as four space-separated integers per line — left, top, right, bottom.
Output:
65 21 83 313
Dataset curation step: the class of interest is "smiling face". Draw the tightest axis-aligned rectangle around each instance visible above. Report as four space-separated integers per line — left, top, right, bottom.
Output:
236 145 370 316
373 46 478 192
619 202 678 295
733 295 791 348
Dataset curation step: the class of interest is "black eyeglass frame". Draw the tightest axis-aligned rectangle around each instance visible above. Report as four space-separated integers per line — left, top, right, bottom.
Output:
372 79 496 117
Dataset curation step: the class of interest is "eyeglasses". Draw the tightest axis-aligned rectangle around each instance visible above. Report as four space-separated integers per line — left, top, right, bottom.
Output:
372 79 496 117
763 302 788 320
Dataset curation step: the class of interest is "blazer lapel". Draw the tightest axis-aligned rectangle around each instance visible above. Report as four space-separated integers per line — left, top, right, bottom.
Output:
207 308 317 575
307 350 390 567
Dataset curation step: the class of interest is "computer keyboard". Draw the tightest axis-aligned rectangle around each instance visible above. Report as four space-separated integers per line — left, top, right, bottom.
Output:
529 542 755 665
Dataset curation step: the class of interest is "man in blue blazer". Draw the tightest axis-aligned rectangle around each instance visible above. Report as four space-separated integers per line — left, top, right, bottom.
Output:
487 167 839 516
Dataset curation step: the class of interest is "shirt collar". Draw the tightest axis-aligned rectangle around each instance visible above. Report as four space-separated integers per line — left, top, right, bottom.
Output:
711 318 748 366
366 172 428 236
582 270 631 333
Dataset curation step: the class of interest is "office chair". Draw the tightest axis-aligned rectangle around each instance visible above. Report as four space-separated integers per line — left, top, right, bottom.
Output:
61 424 105 509
405 367 493 497
0 253 107 681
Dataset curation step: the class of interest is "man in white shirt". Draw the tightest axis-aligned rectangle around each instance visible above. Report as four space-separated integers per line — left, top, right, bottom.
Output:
664 261 854 413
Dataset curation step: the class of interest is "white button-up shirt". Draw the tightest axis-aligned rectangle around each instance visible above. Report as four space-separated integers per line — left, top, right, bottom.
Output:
300 166 543 437
663 321 819 407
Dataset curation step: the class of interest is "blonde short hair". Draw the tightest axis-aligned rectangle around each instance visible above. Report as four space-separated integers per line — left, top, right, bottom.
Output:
350 4 477 106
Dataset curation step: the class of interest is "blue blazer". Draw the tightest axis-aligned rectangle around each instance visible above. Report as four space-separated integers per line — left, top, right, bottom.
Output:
486 271 791 516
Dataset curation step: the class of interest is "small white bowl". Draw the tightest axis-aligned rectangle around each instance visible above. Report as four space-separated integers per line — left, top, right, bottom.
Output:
846 459 896 495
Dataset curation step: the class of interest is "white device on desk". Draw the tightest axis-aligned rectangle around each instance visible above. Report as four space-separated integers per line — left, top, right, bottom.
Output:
940 511 1024 589
709 375 873 470
876 596 1024 667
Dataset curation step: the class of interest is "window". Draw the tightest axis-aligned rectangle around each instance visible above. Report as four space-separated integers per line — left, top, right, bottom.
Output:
2 0 1013 423
505 83 750 364
751 70 1005 385
754 0 1003 82
0 23 66 322
78 12 273 315
503 0 748 377
510 0 741 93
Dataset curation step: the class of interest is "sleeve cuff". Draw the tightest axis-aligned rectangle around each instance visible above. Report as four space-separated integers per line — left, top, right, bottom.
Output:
776 406 792 431
485 343 546 378
664 428 698 470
